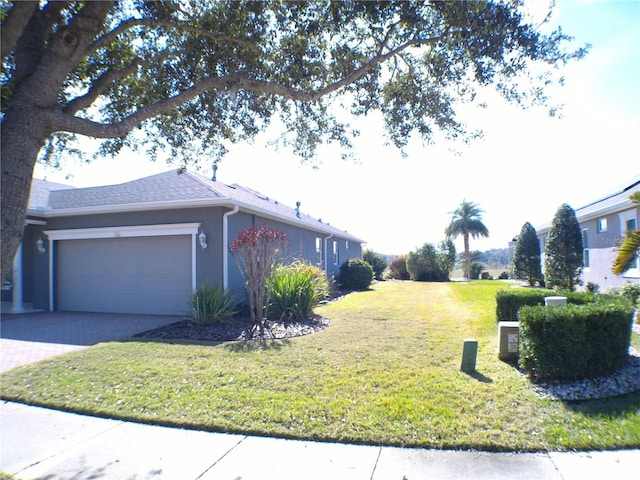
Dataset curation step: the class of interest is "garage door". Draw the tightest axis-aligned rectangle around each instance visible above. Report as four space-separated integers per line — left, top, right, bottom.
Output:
56 235 192 315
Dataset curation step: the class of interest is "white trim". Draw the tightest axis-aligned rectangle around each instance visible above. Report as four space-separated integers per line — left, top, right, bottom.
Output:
324 233 334 273
45 223 201 311
33 198 364 243
48 239 54 311
44 223 201 240
192 232 197 290
26 218 47 226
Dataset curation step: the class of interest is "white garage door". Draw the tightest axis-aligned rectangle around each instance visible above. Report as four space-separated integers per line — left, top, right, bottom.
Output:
56 235 192 315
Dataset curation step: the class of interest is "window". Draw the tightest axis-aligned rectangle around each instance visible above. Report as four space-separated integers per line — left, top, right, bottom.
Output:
582 229 590 268
626 218 637 233
597 218 607 233
333 240 338 265
315 237 322 266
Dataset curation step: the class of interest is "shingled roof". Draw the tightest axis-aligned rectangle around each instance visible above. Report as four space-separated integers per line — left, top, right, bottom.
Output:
28 178 75 211
536 176 640 233
30 169 364 242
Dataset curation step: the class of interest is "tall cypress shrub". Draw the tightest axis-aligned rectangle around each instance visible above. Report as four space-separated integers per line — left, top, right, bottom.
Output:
544 204 583 291
513 222 543 286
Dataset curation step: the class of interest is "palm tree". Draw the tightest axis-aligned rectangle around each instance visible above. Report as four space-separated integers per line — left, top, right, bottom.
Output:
612 191 640 275
445 200 489 279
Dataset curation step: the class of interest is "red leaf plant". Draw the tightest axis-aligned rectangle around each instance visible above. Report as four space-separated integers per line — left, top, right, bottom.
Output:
229 224 289 326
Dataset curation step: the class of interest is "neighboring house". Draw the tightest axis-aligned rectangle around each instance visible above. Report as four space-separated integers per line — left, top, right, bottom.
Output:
6 169 365 315
536 177 640 291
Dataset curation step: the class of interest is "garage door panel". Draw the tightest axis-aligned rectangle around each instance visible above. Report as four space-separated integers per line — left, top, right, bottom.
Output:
57 236 192 315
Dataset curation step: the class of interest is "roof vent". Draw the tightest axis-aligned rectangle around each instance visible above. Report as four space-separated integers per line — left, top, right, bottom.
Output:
212 164 218 181
295 201 301 218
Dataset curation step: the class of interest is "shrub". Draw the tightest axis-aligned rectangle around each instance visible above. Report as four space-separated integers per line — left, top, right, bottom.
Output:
469 262 484 280
339 258 373 290
498 271 510 280
518 300 634 382
496 288 556 321
386 255 410 280
269 261 329 321
229 224 288 324
363 250 387 281
495 289 601 321
188 283 238 324
512 221 543 286
544 203 583 291
406 241 453 282
585 282 600 293
612 283 640 306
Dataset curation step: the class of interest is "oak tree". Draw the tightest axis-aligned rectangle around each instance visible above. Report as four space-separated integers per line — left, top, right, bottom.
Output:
1 0 586 279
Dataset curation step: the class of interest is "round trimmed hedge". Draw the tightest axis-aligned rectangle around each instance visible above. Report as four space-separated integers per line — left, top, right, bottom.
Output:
339 258 373 291
518 299 634 382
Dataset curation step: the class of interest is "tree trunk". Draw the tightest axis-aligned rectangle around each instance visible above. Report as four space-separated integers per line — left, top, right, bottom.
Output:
1 105 50 281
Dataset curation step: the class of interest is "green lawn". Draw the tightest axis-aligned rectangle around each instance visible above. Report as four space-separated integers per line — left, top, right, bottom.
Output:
2 281 639 452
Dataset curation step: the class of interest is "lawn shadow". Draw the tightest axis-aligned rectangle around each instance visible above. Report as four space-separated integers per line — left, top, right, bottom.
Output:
463 370 493 383
223 338 291 352
560 390 640 416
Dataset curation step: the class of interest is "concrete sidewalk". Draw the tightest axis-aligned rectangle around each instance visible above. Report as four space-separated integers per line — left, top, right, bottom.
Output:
1 401 639 480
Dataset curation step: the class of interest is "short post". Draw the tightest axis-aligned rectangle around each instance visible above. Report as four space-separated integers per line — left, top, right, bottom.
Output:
545 296 567 306
460 339 478 373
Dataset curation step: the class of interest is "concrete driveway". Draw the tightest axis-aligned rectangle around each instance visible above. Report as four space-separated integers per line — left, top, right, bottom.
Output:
0 311 182 372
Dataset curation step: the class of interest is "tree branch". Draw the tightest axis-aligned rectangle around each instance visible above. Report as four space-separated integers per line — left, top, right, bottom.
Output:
90 17 260 55
1 0 38 64
55 34 440 139
63 50 176 115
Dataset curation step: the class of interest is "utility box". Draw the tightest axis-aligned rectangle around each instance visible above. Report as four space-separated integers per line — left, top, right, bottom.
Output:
460 339 478 373
545 296 567 306
497 321 519 361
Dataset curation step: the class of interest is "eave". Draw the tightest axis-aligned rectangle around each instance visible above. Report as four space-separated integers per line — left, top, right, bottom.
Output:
28 198 365 244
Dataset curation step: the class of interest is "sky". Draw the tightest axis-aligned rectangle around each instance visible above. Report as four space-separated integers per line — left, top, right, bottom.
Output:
34 0 640 256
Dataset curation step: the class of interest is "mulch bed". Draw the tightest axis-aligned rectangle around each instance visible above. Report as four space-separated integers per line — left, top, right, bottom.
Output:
133 314 331 342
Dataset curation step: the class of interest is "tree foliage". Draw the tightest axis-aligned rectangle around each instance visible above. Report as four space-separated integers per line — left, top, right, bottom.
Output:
445 199 489 278
406 239 455 282
363 249 387 281
513 221 542 286
544 203 583 291
387 255 410 280
1 0 587 280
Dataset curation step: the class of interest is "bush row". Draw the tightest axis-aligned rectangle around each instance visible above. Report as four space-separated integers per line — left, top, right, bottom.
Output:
495 289 600 321
518 301 634 382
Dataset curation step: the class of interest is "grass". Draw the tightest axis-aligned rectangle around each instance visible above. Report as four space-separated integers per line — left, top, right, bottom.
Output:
2 281 639 452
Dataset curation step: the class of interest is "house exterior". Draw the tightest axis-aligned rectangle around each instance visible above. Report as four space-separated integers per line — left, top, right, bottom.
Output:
536 177 640 291
5 169 365 315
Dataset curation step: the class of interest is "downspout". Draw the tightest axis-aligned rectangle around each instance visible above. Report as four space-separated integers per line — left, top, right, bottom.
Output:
48 238 54 311
223 205 240 290
324 233 333 275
